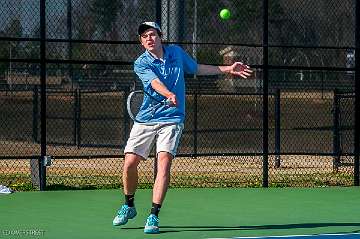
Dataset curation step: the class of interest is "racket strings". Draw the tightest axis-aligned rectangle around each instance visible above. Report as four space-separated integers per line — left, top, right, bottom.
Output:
127 92 159 122
127 91 171 123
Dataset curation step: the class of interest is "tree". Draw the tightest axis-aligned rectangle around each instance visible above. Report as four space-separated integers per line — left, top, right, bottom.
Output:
0 30 8 77
1 18 23 76
5 18 23 37
90 0 122 40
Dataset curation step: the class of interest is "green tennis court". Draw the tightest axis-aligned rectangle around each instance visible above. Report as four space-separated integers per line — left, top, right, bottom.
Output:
1 187 359 239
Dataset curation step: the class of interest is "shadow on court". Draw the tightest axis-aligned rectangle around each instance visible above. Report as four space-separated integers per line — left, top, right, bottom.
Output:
123 223 360 234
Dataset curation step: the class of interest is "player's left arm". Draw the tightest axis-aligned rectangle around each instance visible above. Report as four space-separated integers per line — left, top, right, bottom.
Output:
197 62 253 78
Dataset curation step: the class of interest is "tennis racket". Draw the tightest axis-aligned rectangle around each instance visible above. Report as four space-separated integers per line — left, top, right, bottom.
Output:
126 90 172 123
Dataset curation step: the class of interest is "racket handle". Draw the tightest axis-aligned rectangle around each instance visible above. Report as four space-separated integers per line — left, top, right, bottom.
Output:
165 98 172 106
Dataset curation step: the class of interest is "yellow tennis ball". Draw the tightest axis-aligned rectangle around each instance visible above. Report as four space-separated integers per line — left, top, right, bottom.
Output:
220 8 231 20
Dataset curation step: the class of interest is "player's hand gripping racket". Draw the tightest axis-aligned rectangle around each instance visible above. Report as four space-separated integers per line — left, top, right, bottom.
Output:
126 90 172 123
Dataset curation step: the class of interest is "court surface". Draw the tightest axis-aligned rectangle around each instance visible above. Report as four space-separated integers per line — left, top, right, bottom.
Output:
0 187 359 239
209 233 360 239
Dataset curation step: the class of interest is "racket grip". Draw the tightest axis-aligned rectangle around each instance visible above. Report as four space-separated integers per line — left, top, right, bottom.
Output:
165 98 172 106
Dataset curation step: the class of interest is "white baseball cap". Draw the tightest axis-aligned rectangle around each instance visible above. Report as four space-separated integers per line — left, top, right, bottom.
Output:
138 22 162 35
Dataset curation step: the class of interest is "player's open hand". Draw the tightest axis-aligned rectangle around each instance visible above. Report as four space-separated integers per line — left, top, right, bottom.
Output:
229 62 253 78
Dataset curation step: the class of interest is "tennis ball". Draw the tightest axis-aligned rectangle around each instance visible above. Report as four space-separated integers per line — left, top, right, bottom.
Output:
219 8 231 20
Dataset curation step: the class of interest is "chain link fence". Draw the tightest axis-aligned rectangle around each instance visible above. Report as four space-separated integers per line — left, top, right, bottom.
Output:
0 0 357 190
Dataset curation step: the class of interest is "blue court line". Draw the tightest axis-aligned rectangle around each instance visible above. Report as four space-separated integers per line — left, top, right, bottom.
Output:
208 233 360 239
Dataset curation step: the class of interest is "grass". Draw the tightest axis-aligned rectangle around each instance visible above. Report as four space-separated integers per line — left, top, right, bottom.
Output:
0 169 353 191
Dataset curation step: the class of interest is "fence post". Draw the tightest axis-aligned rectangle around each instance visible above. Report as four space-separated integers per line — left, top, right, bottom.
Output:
274 89 281 168
355 0 360 186
31 86 40 187
32 86 39 143
262 0 269 187
193 92 198 156
160 0 184 42
333 89 341 172
155 0 161 24
73 89 78 146
67 0 73 89
39 0 47 191
75 88 81 148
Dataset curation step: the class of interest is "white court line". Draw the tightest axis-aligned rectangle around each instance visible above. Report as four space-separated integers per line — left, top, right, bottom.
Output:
207 232 360 239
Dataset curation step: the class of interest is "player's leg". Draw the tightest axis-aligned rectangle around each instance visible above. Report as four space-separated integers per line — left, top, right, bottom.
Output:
113 123 155 226
144 123 184 234
123 153 141 196
144 152 172 234
112 153 141 226
152 152 173 205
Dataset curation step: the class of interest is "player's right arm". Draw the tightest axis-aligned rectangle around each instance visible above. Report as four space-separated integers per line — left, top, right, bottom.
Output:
151 79 177 106
135 57 177 106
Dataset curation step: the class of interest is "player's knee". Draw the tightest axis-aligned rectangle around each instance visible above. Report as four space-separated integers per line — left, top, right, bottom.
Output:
124 153 141 170
157 151 174 161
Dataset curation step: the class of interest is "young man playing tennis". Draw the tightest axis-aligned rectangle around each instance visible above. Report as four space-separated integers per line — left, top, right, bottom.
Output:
112 21 253 234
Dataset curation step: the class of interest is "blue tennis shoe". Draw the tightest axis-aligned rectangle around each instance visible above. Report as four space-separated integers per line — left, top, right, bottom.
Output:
112 205 137 226
144 214 160 234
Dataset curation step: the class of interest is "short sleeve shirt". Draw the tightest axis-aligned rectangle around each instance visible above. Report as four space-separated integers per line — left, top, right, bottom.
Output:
134 45 197 123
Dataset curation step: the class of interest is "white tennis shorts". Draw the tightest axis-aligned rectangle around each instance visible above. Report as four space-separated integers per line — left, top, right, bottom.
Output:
124 122 184 160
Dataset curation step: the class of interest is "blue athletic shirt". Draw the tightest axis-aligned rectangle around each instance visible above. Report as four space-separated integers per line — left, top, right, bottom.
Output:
134 45 198 123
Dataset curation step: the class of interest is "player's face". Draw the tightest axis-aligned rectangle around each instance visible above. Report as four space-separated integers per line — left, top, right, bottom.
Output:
140 29 161 52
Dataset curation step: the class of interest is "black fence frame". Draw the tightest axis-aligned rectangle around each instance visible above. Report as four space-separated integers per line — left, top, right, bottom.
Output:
0 0 359 190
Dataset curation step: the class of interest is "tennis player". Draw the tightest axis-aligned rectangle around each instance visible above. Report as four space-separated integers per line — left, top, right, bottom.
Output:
112 21 253 234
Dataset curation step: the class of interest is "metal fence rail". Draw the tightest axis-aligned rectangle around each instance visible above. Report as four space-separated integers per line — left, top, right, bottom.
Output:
0 0 358 190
